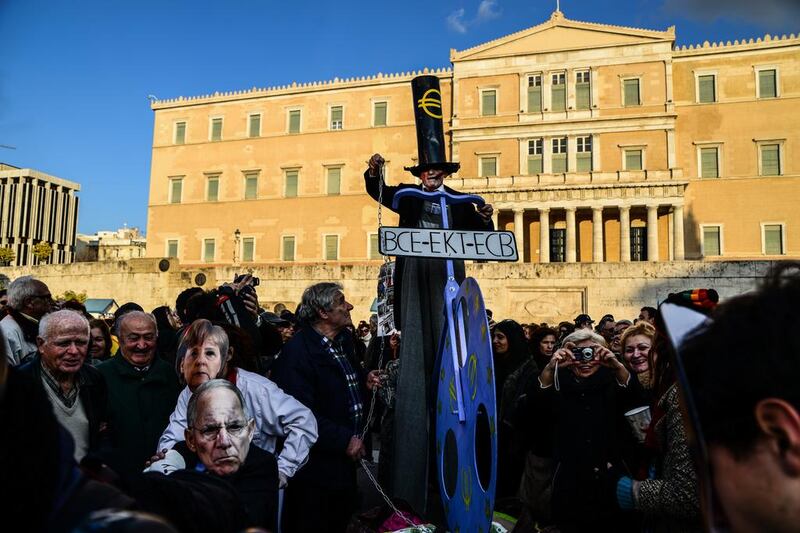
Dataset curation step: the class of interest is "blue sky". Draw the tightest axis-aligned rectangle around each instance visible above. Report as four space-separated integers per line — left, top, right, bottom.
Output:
1 0 798 234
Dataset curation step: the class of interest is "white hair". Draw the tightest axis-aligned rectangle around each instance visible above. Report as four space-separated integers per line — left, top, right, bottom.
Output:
39 309 90 341
7 275 45 309
116 310 158 336
563 328 607 347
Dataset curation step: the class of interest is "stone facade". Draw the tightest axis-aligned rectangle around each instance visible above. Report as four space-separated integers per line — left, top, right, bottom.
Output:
146 11 799 267
0 259 775 324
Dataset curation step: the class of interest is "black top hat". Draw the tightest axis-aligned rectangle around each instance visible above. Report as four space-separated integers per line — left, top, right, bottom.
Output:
404 75 460 177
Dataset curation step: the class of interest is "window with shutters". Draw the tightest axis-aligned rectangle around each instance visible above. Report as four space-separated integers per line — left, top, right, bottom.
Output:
288 109 301 133
206 175 220 201
244 172 258 200
169 177 183 204
327 167 341 195
373 101 387 127
203 239 216 262
701 226 722 256
174 122 186 144
757 68 778 99
759 143 782 176
624 148 643 171
248 114 261 138
282 236 296 261
330 106 343 130
479 156 498 177
242 237 255 262
284 169 299 197
369 233 380 259
210 117 223 141
166 240 179 258
481 89 497 116
762 224 784 255
697 74 716 103
699 146 720 178
324 235 339 260
623 78 641 106
551 73 566 111
527 139 543 174
576 136 592 172
575 71 590 110
527 74 542 112
552 138 567 173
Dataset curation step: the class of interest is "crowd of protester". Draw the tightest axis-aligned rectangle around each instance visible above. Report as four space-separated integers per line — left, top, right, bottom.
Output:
3 264 800 533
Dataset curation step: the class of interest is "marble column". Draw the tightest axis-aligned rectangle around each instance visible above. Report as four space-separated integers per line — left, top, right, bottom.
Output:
491 209 499 231
647 205 659 262
565 207 577 262
619 206 631 262
673 205 685 261
592 206 604 262
513 208 525 263
539 208 550 263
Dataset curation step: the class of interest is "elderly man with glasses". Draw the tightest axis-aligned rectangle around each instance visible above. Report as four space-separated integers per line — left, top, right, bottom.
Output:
1 275 54 365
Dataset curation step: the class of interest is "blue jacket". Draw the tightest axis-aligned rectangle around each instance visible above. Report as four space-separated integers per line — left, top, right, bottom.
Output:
271 326 366 489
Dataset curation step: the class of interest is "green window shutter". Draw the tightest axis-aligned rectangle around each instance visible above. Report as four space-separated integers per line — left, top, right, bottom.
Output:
764 225 783 255
369 233 380 259
331 106 343 129
244 175 258 199
576 82 590 109
282 236 295 261
480 157 497 177
285 170 298 197
761 144 780 175
211 118 222 141
325 235 338 260
242 238 254 262
703 227 721 256
167 240 178 258
625 150 643 171
759 70 777 98
289 110 301 133
576 153 592 172
170 179 182 204
551 85 566 111
482 91 496 116
249 115 260 137
327 167 341 195
527 155 543 174
700 148 719 178
624 79 640 106
698 75 715 103
528 86 542 112
175 122 186 144
374 102 387 126
207 178 219 201
552 154 567 173
203 239 215 262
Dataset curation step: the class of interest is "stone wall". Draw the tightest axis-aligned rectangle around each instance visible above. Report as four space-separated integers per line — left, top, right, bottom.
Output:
0 258 777 324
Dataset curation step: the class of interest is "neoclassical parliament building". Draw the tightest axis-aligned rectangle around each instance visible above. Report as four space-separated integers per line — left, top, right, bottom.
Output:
147 11 798 267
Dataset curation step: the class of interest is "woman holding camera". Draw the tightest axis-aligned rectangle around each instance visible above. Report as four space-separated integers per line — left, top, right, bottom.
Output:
527 328 645 533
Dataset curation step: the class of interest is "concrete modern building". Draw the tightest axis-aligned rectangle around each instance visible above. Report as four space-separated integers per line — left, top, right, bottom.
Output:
0 164 80 266
147 10 798 266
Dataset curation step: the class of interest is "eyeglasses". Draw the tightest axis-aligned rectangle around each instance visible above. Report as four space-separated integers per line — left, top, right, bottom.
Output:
31 293 53 302
191 421 248 441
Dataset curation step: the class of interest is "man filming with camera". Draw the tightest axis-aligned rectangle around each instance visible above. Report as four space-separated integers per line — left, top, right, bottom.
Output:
520 329 645 533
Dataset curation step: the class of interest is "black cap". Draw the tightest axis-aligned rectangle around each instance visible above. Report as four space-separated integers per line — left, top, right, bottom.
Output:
404 75 460 177
574 313 594 325
260 311 290 327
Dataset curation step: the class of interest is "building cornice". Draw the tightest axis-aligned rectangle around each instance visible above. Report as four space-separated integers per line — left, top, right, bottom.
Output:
151 67 452 110
0 168 81 191
673 33 799 58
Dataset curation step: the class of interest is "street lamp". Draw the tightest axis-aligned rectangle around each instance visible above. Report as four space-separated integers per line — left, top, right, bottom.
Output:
233 228 241 265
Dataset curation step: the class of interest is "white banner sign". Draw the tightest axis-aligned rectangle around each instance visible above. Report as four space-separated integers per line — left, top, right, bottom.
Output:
379 227 518 262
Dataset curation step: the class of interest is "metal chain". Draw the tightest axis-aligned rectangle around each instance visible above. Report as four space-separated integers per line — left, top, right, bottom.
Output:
356 165 435 532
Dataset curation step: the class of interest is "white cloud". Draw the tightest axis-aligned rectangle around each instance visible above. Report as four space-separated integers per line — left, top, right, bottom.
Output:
447 8 468 34
447 1 502 33
476 0 501 22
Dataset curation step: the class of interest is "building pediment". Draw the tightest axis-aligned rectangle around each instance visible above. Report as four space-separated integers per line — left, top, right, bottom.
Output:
451 11 674 61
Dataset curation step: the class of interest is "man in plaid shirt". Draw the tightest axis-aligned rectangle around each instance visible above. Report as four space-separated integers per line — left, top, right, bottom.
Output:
272 282 383 533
